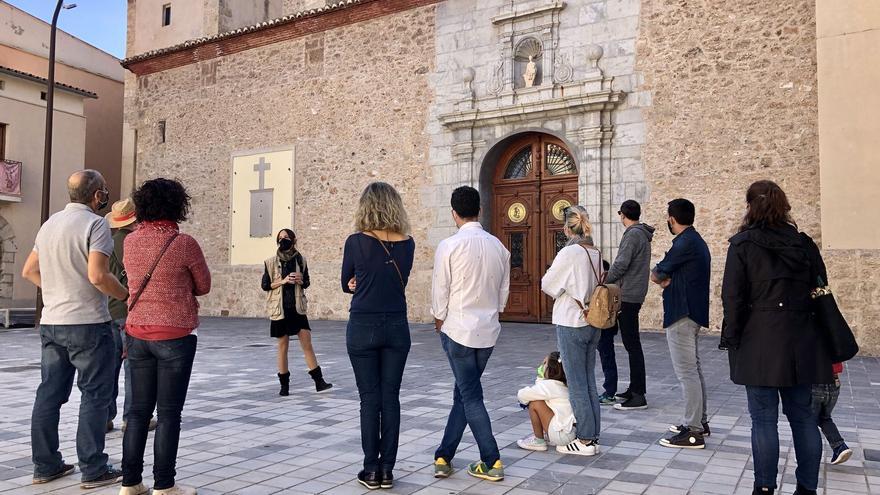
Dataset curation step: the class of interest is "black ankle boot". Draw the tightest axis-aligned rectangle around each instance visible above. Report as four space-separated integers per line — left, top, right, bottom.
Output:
793 484 817 495
752 488 774 495
278 372 290 396
308 366 333 392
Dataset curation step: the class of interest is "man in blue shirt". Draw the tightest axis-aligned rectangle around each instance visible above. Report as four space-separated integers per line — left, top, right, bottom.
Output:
651 198 711 449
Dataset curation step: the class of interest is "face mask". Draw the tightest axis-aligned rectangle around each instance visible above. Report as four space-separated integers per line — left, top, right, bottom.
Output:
96 190 109 211
536 364 545 379
667 220 675 235
278 238 293 251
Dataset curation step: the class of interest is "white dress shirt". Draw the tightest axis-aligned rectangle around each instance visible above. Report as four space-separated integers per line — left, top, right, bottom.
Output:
432 222 511 349
541 243 601 328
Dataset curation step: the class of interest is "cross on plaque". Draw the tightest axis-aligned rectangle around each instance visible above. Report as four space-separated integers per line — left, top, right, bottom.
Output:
249 157 274 238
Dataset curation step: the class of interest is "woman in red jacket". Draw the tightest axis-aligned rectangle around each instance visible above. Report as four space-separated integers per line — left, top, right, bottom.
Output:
119 178 210 495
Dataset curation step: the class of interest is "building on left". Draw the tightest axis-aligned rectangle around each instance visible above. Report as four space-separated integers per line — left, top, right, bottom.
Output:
0 0 124 311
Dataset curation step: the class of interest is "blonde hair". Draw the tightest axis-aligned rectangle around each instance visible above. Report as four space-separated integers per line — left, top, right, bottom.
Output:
564 205 592 237
354 182 411 234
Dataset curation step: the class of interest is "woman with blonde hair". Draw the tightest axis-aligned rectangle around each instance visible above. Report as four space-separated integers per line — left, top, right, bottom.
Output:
541 205 604 457
341 182 415 490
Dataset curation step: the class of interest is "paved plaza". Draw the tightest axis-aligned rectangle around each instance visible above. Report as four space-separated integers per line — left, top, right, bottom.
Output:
0 318 879 495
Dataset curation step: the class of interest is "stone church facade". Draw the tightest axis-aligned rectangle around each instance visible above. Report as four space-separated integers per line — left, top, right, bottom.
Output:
122 0 880 353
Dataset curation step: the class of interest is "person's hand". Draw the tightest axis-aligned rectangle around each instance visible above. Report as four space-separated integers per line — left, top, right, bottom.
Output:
660 279 672 288
291 272 303 285
434 318 444 333
347 277 357 292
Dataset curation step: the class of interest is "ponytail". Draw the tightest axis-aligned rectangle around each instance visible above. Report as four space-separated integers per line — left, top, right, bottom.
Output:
564 205 592 237
740 180 796 232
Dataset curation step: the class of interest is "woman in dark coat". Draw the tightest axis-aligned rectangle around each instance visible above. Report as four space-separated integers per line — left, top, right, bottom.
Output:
721 180 833 495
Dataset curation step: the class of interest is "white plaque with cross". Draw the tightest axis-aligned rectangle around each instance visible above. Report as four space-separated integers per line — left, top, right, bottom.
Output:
230 148 295 265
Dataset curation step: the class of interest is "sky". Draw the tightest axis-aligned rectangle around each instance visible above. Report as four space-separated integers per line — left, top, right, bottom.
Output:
6 0 127 59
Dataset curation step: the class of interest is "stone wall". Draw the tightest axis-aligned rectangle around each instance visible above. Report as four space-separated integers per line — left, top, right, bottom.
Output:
129 5 437 321
634 0 821 331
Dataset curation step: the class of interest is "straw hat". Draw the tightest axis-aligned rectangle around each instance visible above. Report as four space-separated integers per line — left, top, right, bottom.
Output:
105 198 137 228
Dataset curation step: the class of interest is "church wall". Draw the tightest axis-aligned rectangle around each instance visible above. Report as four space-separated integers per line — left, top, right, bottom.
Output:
129 5 437 321
633 0 827 337
426 0 647 260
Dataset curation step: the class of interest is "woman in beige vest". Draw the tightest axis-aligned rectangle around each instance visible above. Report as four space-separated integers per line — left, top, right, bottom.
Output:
261 228 332 396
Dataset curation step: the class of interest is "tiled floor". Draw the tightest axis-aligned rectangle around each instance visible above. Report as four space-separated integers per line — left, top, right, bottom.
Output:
1 318 878 494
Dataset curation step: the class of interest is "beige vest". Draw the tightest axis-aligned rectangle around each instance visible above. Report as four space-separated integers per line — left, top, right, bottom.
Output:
264 254 308 320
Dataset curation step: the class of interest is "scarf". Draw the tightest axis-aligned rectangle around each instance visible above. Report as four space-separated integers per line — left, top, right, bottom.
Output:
277 247 296 263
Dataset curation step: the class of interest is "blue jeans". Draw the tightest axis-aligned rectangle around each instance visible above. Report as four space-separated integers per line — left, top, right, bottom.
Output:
556 325 601 441
597 324 618 396
346 313 411 472
746 384 821 491
32 323 115 481
109 319 131 422
121 334 197 490
435 332 500 466
812 382 845 449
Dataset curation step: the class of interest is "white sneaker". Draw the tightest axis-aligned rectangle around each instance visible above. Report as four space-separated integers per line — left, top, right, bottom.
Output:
516 434 548 451
119 484 149 495
556 439 599 456
153 485 197 495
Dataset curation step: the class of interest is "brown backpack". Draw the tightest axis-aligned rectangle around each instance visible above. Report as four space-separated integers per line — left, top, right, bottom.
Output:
574 244 622 329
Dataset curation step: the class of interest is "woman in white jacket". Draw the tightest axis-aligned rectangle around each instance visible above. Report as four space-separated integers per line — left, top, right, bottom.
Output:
541 205 603 456
516 352 576 451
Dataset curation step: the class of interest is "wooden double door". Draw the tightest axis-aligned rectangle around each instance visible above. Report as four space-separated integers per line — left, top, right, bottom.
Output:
492 133 579 323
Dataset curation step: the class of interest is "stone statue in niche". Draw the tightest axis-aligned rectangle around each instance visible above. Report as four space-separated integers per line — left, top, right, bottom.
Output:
523 56 537 88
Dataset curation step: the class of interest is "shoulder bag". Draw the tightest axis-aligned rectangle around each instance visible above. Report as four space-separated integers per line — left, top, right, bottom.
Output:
573 243 621 329
126 233 179 316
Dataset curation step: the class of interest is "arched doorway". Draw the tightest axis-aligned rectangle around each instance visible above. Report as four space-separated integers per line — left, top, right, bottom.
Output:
491 133 578 323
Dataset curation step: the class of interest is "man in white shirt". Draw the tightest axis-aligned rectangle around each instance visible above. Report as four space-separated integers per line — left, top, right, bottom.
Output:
431 186 510 482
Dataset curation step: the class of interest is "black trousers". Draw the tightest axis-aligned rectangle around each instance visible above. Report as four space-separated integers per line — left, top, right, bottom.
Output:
619 302 646 395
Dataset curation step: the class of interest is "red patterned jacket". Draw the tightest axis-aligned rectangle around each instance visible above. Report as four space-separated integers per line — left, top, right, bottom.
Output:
124 221 211 337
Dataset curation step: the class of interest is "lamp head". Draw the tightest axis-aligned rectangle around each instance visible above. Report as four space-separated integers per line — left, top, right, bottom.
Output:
62 3 77 9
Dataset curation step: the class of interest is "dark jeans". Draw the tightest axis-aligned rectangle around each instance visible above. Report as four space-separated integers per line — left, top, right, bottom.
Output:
121 334 197 490
746 384 821 491
32 323 115 481
812 382 845 449
556 325 601 441
618 302 646 395
109 318 131 422
435 333 499 466
346 312 411 472
597 324 618 397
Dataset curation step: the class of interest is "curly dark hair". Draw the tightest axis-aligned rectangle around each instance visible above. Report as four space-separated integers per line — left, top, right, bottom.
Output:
132 178 191 223
544 351 567 385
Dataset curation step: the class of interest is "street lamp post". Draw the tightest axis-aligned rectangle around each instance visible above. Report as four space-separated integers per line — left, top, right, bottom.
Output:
35 1 77 322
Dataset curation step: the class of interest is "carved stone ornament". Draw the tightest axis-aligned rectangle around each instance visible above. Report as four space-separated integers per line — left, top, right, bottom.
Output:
523 56 537 88
553 53 573 83
488 56 505 96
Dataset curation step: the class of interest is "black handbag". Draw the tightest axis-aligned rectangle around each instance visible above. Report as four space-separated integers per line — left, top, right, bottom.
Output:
811 277 859 362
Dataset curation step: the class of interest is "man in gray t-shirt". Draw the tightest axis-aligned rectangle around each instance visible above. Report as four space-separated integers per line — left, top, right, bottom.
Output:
21 170 129 488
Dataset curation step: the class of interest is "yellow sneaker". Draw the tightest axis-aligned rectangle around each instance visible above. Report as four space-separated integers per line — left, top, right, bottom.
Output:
433 457 452 478
467 460 504 481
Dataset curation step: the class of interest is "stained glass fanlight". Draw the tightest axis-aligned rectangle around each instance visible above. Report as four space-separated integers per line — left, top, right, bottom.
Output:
503 146 533 179
545 143 577 176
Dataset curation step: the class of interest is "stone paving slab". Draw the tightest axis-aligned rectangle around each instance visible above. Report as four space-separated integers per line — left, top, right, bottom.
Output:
0 318 878 494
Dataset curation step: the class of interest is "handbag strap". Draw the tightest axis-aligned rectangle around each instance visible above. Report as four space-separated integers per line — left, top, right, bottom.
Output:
571 242 603 313
368 231 405 288
127 233 179 314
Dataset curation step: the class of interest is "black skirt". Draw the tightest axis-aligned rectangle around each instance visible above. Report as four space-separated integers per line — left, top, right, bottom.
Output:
269 311 311 338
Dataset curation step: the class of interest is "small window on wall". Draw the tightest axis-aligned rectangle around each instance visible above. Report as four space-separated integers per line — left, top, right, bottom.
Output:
0 124 6 160
40 91 47 100
158 120 166 143
162 4 171 26
0 80 5 90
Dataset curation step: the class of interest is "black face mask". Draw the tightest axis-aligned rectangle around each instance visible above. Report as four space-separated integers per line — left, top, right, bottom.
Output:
667 220 675 235
278 238 294 251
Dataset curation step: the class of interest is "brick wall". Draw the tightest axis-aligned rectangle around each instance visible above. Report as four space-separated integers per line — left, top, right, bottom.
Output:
129 6 437 321
635 0 821 332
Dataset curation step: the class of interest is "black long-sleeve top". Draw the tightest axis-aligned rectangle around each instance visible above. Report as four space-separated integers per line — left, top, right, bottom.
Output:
341 233 415 314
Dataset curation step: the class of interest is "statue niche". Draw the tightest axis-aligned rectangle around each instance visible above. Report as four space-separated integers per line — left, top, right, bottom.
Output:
514 38 542 89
